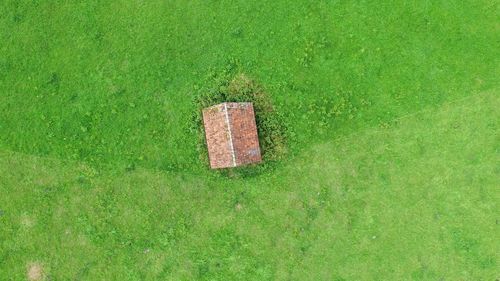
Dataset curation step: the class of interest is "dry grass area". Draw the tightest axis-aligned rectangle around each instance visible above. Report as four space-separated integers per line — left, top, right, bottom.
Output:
27 263 44 281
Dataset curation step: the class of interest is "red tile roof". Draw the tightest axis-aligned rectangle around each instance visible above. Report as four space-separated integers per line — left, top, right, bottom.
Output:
202 102 262 169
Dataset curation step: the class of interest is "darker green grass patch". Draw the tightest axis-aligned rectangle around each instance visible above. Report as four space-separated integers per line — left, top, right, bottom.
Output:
191 64 289 177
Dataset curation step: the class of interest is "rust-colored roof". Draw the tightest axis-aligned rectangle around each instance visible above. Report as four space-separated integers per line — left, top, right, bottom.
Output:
202 102 262 169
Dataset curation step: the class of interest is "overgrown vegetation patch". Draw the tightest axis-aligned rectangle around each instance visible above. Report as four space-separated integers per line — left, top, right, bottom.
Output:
192 69 288 175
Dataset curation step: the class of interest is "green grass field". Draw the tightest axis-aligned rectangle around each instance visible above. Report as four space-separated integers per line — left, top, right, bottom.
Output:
1 1 499 280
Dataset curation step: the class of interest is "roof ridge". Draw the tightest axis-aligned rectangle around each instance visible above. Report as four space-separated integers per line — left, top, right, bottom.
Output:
223 103 237 167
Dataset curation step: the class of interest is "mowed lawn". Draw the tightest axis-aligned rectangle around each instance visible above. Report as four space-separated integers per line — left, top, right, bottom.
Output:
0 0 498 280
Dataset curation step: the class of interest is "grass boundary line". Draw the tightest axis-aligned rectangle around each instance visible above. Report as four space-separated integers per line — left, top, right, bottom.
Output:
0 89 496 173
320 90 498 148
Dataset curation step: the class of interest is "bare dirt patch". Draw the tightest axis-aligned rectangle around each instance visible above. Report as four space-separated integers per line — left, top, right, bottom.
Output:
27 262 44 281
20 214 35 228
235 203 243 211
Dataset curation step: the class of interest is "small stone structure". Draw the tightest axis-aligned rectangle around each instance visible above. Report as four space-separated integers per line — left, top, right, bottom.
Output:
202 102 262 169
